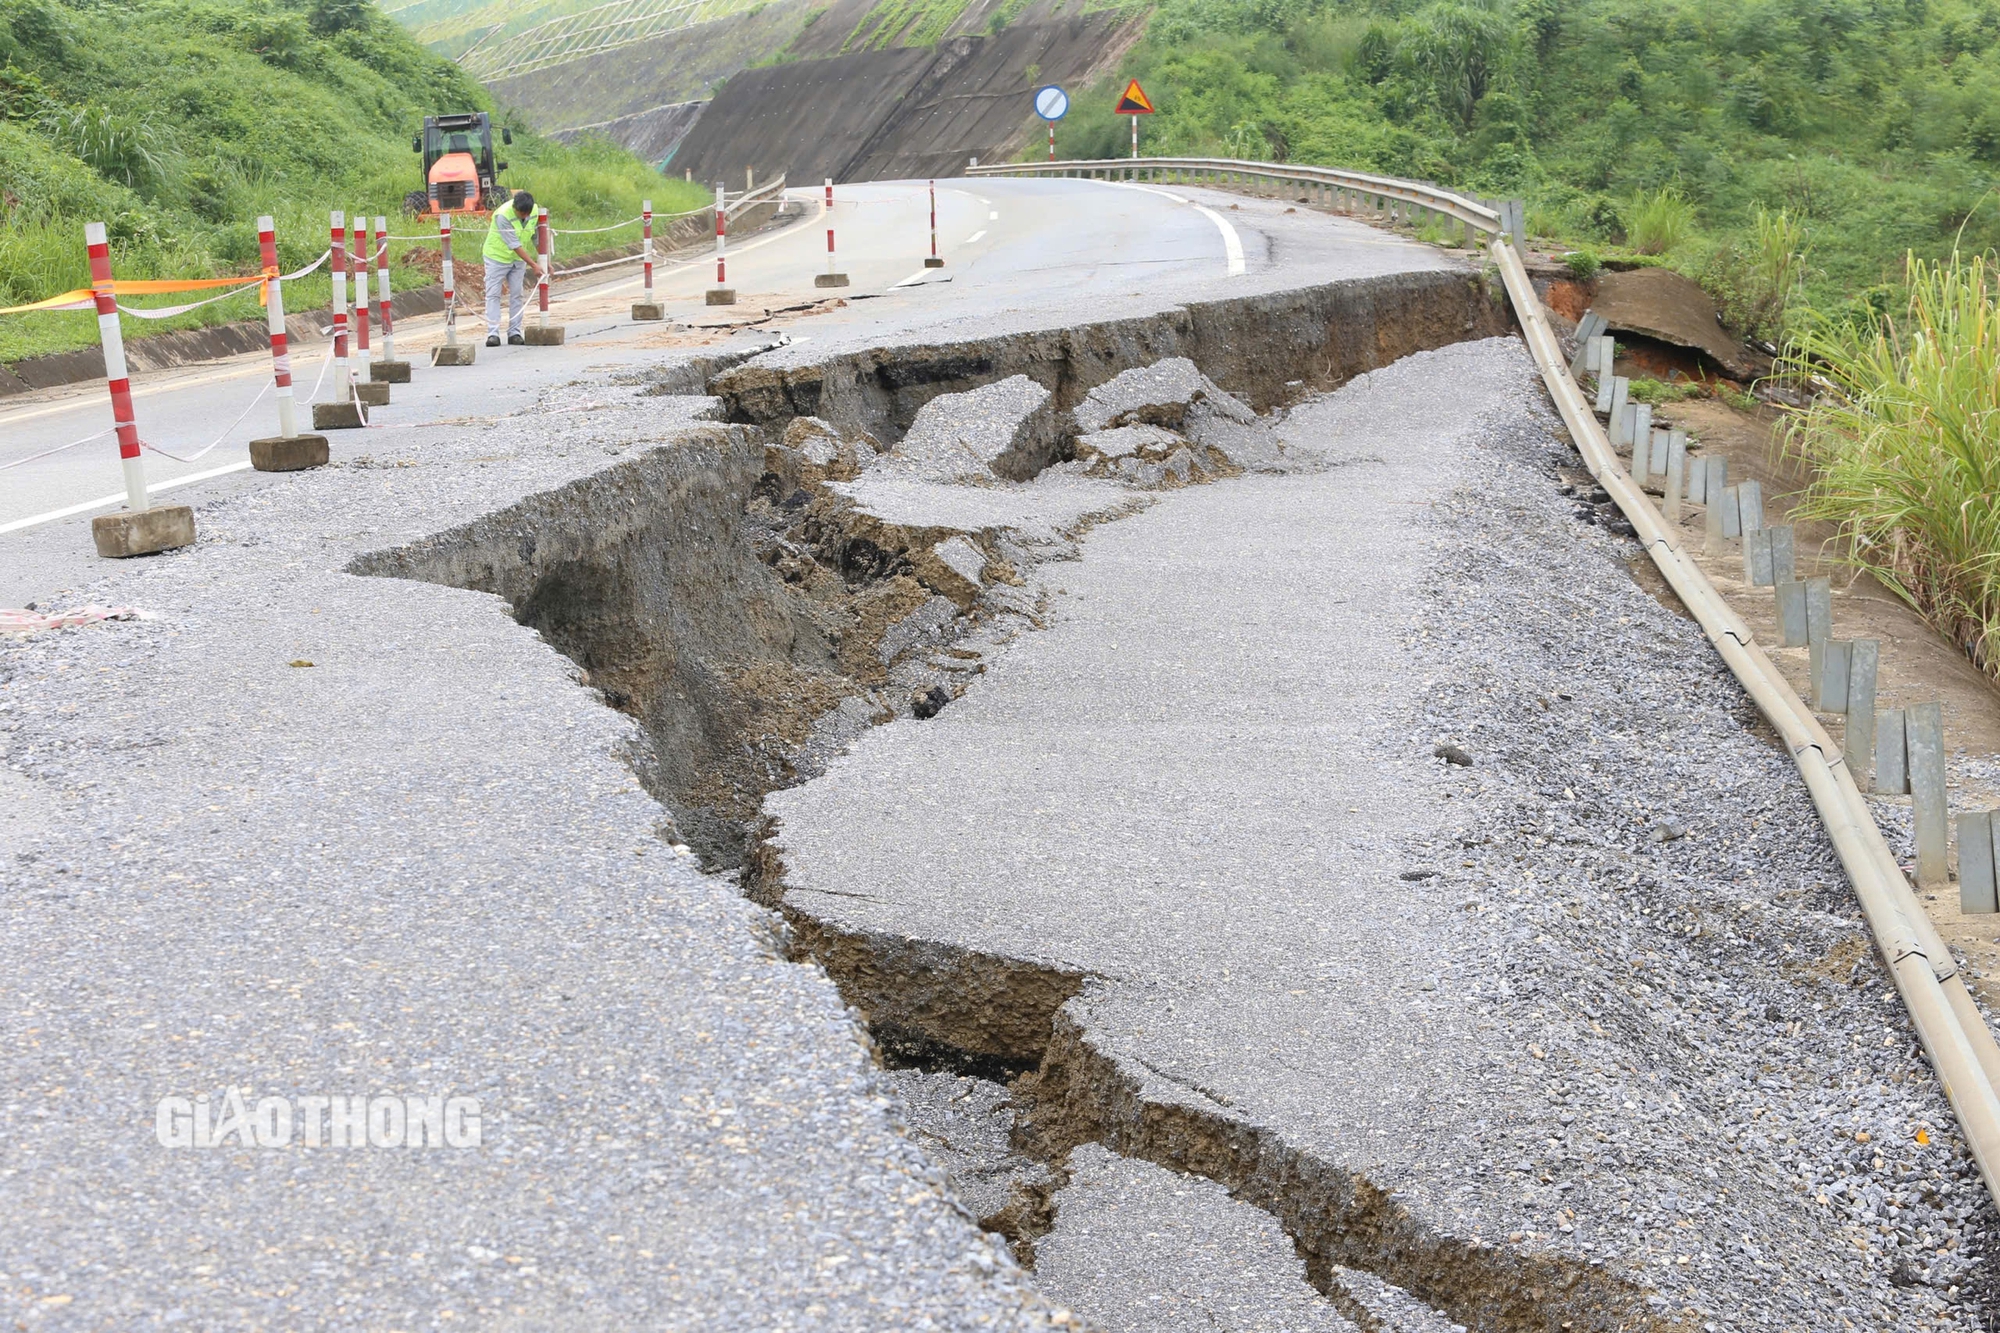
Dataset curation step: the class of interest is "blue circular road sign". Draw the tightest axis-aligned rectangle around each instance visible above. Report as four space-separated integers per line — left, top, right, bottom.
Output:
1034 85 1070 122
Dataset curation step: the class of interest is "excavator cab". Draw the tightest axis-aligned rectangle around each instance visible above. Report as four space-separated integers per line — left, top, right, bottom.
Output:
404 112 512 218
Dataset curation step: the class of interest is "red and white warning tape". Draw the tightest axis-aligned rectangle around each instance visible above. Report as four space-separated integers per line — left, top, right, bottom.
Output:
1 605 138 633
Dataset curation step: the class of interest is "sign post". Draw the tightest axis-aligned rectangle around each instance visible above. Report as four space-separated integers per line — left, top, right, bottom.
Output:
1033 84 1068 161
1115 79 1155 159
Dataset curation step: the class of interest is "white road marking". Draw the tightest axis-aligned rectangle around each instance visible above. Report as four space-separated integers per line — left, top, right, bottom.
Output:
891 270 934 288
1 460 253 535
989 211 999 221
1092 180 1248 277
965 230 987 243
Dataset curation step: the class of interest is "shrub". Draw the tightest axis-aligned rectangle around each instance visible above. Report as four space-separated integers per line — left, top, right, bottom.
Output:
1624 186 1696 255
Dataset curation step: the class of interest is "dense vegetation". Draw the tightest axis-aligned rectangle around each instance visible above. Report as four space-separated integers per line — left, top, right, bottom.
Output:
0 0 703 362
1054 0 2000 338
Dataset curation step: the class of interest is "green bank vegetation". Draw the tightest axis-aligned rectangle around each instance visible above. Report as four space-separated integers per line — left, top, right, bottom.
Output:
0 0 704 364
1783 253 2000 674
1054 0 2000 342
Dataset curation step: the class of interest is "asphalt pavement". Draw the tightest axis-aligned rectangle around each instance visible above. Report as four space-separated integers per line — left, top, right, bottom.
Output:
0 181 1465 1328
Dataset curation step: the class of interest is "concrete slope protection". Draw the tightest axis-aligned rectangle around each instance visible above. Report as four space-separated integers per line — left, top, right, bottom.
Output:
665 19 1136 185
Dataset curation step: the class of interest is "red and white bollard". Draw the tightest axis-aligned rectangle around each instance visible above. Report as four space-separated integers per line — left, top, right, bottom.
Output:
83 220 194 557
633 198 664 320
432 213 474 366
247 215 329 471
707 183 735 306
816 178 849 289
1048 122 1056 161
348 212 389 406
370 214 409 381
523 206 565 344
924 180 944 268
312 210 364 429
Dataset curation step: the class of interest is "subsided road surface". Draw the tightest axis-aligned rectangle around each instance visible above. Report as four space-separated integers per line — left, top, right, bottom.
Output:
0 180 1988 1330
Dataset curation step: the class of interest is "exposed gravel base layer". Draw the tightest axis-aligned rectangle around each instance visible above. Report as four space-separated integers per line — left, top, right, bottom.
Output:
1411 354 2000 1330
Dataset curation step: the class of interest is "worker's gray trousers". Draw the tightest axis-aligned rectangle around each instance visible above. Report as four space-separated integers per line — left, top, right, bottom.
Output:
484 258 526 339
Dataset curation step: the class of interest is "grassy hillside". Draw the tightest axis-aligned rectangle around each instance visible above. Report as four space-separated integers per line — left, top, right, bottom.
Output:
0 0 705 364
1051 0 2000 340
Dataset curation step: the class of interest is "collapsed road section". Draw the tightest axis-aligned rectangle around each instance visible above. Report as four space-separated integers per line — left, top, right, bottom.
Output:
0 229 1992 1331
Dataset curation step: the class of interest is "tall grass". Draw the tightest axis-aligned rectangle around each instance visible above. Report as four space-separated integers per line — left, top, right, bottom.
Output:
1781 253 2000 669
1624 186 1696 255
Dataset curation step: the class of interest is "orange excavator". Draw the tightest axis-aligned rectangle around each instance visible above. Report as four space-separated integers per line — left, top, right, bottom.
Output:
404 112 512 218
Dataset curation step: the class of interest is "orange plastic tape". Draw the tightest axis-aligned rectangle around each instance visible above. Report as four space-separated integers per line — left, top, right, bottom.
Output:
0 268 279 317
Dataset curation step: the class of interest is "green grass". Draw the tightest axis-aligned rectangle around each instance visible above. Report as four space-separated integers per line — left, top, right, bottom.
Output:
1782 253 2000 672
0 0 704 364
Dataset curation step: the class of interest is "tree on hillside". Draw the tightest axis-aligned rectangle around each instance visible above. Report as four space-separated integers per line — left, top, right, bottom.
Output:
1401 1 1511 132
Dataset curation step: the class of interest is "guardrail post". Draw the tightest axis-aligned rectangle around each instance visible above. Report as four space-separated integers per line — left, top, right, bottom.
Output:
708 183 736 305
248 214 328 472
633 199 665 320
80 219 197 558
524 207 565 344
1663 431 1686 527
432 213 474 366
1879 708 1909 795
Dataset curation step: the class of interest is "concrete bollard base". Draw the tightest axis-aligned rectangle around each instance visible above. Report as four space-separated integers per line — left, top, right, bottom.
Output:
814 273 851 288
369 359 412 384
705 288 737 306
249 434 330 472
524 325 567 345
91 505 195 558
312 401 365 430
354 382 391 407
923 257 945 268
631 302 666 321
431 342 476 367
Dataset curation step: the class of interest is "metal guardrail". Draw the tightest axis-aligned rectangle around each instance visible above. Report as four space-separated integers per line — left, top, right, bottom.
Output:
974 151 2000 1210
967 155 1508 241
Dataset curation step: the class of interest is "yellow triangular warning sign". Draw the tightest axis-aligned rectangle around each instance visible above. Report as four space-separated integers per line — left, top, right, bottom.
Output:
1114 79 1155 115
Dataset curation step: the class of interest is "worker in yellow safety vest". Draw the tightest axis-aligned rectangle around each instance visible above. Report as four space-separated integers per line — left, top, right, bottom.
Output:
483 190 546 347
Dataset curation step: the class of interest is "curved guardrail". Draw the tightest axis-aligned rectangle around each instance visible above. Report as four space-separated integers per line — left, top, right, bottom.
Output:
972 152 2000 1208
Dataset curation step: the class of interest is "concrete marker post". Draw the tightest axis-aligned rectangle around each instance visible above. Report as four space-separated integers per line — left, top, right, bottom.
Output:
1776 581 1810 646
1737 478 1765 535
248 214 328 473
1746 526 1776 586
1594 362 1616 414
925 179 945 268
1878 708 1909 795
1961 811 1998 914
370 214 410 382
1608 377 1629 446
815 180 849 289
1907 701 1950 885
633 199 666 319
1813 639 1851 712
707 184 736 305
81 220 196 557
1768 524 1796 585
1805 577 1833 645
524 207 566 344
1847 638 1880 786
1663 432 1686 528
1634 406 1655 475
1707 481 1732 554
1621 405 1642 465
313 210 364 430
349 214 390 406
432 213 475 366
